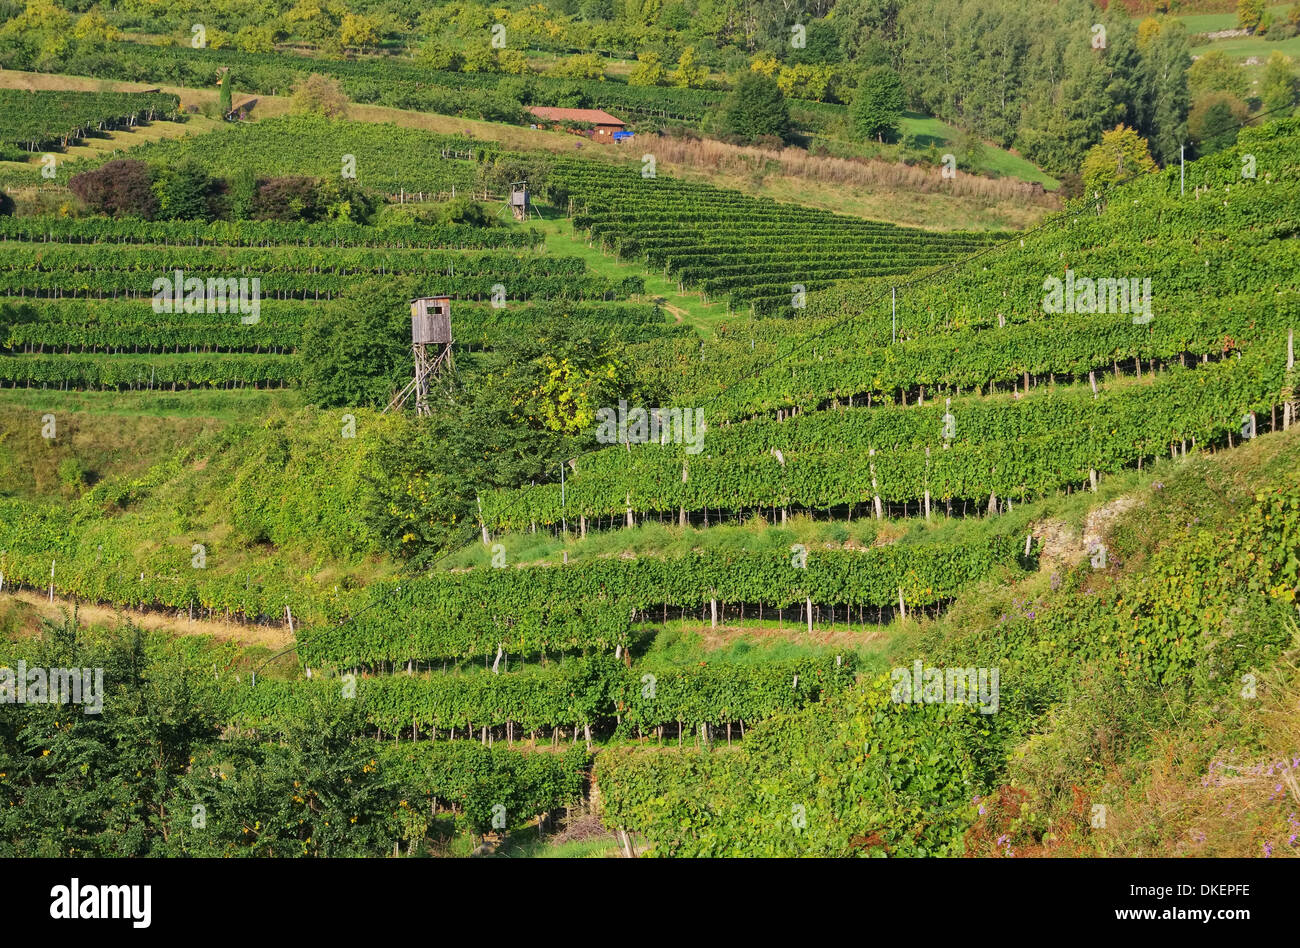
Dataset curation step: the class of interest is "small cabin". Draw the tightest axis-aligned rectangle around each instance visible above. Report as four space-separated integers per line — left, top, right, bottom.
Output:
410 296 452 345
526 107 626 142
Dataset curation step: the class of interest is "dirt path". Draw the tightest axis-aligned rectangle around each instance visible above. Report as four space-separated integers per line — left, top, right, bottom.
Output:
661 302 688 324
2 589 293 649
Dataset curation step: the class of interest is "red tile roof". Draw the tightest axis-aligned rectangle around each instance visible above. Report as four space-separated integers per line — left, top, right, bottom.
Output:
528 107 625 126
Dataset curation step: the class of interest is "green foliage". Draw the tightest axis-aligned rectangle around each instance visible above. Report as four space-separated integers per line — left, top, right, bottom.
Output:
596 461 1300 856
1237 0 1267 32
1188 92 1248 155
152 160 216 222
301 539 1028 666
217 68 233 115
170 698 401 856
223 653 857 737
558 158 995 313
291 73 349 118
597 674 990 856
0 619 220 856
1187 50 1250 100
1260 52 1299 114
850 65 904 143
300 277 417 409
0 88 180 152
1079 124 1158 194
85 115 488 197
720 71 790 144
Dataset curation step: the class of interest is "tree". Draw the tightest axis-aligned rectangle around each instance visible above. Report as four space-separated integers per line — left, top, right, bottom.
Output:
580 0 614 20
300 276 420 409
1237 0 1267 32
1136 17 1163 50
285 0 345 51
789 19 843 65
1187 50 1249 100
1188 92 1249 154
628 51 666 87
153 159 215 220
217 67 232 116
497 49 530 75
253 176 324 221
547 53 607 80
777 63 838 103
170 700 403 857
670 46 709 88
1260 52 1299 114
291 74 349 119
0 617 217 857
338 13 382 51
0 188 14 216
1079 124 1158 194
720 71 790 143
317 177 377 224
1133 17 1191 165
68 159 158 218
417 39 461 71
850 65 904 142
234 25 276 53
70 10 118 47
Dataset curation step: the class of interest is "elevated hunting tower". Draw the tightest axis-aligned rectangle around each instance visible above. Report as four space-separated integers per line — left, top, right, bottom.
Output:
509 181 532 221
385 296 454 415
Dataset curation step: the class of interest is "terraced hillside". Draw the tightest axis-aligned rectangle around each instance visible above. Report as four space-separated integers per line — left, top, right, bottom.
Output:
0 112 1296 862
0 214 648 389
0 88 181 158
550 159 1007 313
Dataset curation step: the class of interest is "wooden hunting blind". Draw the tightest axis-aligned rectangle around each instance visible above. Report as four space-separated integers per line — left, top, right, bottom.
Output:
411 296 453 344
509 181 532 221
385 296 454 416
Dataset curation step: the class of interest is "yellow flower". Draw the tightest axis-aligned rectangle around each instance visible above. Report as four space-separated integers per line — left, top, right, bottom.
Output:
42 749 50 756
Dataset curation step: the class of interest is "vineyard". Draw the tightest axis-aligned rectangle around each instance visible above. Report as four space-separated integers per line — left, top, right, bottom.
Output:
70 115 494 197
0 209 648 389
550 159 1005 313
0 89 1297 864
0 88 181 154
33 41 842 132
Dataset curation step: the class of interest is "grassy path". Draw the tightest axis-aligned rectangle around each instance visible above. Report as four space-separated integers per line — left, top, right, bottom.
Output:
531 206 738 336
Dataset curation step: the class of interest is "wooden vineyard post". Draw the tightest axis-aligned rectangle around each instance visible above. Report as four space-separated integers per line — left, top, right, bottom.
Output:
924 446 931 520
869 448 882 520
806 597 813 635
1285 329 1295 432
680 462 688 527
897 587 906 620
